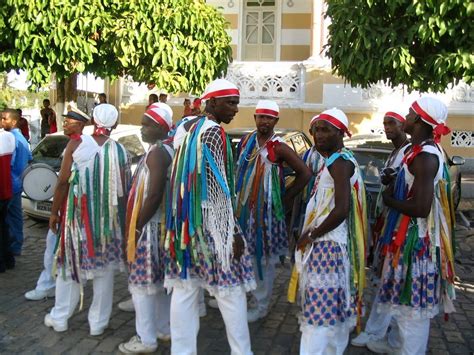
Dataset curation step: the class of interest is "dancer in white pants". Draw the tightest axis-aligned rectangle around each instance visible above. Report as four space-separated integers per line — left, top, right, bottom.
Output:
24 229 56 300
164 79 256 355
295 110 367 355
45 105 130 336
234 100 311 322
375 97 456 355
118 105 174 354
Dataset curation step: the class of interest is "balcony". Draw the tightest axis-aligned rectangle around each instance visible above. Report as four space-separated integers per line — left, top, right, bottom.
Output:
225 61 305 106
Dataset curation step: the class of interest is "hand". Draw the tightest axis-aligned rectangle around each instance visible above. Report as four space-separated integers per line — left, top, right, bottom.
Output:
382 183 394 204
233 234 245 260
296 229 313 250
49 214 60 234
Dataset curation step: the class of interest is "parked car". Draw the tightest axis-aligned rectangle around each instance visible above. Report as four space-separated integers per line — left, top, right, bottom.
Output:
22 124 149 221
344 134 465 223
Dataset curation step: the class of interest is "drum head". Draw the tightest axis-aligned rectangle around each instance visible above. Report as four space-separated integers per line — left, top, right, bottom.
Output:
22 163 58 201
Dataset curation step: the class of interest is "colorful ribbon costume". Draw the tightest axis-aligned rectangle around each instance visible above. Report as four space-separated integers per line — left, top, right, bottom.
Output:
164 117 255 296
235 131 287 279
292 148 367 331
125 142 173 295
376 142 456 319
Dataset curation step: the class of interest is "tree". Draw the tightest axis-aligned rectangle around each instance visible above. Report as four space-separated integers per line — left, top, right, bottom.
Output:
0 0 232 95
325 1 474 93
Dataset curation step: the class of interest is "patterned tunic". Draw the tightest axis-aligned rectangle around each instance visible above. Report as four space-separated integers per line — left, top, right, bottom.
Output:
235 132 287 279
165 117 256 297
56 135 131 281
126 143 173 295
376 143 456 319
297 148 367 330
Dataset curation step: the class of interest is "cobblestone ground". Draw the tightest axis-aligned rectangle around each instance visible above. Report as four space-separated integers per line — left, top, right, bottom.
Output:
1 211 473 355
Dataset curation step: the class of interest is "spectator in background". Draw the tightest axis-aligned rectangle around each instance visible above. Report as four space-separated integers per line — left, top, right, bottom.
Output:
147 94 159 109
159 93 167 103
40 99 56 138
1 109 32 257
182 98 192 117
191 98 202 115
0 129 16 273
16 109 30 141
98 93 107 104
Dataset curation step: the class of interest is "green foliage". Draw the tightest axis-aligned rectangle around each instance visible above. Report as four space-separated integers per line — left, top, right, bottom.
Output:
0 0 232 94
0 73 48 109
325 0 474 93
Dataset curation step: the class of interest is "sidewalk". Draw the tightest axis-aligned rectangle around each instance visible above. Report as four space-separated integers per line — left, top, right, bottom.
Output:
0 214 473 354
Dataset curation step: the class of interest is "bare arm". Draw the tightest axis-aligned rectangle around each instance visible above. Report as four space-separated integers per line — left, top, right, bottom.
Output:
382 152 438 218
274 143 312 206
49 139 79 232
297 158 353 249
136 146 171 231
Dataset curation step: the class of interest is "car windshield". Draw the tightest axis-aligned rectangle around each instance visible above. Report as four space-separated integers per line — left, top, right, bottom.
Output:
32 136 69 170
351 149 390 185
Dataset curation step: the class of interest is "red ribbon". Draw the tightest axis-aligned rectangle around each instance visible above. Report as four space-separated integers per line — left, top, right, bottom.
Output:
255 108 278 118
201 88 240 100
385 111 405 123
266 140 280 163
317 113 352 137
93 127 111 136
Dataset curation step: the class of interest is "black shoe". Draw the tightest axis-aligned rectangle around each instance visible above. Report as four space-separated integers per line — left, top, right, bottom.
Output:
0 263 5 273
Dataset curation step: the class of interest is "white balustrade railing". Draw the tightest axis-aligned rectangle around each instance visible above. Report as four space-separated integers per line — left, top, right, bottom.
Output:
225 61 305 106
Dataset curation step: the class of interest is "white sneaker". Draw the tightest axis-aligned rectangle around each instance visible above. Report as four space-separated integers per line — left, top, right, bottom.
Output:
247 308 267 323
157 331 171 342
367 339 397 354
208 298 218 309
44 314 67 332
119 335 157 354
118 298 135 312
25 288 55 301
351 331 378 347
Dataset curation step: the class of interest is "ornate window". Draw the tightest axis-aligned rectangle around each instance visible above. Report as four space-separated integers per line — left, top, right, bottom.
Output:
243 0 277 61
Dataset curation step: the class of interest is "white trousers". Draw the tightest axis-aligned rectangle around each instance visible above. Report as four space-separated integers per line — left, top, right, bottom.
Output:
300 324 350 355
395 316 430 355
170 286 253 355
48 265 114 332
35 229 56 291
251 259 276 313
365 293 401 347
132 291 171 346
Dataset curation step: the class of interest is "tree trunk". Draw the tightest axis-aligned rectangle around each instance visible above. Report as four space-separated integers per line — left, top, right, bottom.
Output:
54 74 78 126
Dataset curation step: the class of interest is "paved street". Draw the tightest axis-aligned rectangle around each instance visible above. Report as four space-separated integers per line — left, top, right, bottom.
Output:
1 208 474 355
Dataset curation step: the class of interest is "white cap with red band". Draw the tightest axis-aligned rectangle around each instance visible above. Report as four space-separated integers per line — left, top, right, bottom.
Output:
310 108 351 137
149 102 173 121
201 79 240 101
411 97 450 143
384 110 406 123
255 100 279 118
144 106 173 131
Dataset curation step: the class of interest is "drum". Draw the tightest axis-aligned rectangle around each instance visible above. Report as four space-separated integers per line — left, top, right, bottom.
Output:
22 163 58 201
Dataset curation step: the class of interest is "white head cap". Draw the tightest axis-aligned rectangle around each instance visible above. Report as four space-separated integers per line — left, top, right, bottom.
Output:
201 79 239 101
311 108 351 137
144 106 173 131
411 96 450 142
255 100 279 118
149 102 173 121
93 104 118 128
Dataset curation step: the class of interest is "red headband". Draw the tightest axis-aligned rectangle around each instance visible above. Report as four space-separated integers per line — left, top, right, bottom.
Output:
317 113 352 137
145 110 171 132
411 101 451 143
201 88 240 100
385 111 405 123
255 108 278 118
